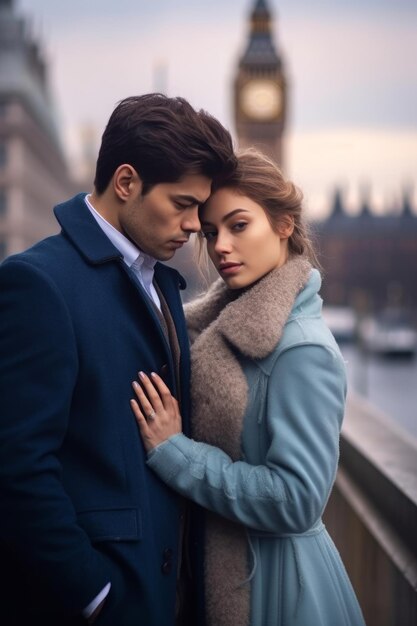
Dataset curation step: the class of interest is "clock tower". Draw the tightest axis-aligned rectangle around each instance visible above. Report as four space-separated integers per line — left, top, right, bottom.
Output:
234 0 287 167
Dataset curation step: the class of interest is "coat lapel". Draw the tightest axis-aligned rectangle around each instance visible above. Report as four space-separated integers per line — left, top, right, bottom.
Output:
53 194 186 378
154 262 189 369
154 263 191 428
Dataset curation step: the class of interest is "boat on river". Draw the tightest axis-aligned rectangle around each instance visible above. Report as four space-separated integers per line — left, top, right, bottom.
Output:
358 309 417 357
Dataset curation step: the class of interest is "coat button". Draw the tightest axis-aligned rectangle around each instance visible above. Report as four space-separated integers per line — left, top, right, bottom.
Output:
161 560 173 575
162 547 173 574
160 364 169 379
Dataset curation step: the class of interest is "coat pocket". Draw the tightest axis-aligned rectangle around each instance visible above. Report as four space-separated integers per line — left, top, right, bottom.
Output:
77 507 141 542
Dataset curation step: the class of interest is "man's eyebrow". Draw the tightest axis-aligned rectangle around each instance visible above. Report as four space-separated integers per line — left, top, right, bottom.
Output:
201 208 250 226
172 194 203 204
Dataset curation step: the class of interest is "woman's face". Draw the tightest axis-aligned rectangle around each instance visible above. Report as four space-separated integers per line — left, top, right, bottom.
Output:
201 188 292 289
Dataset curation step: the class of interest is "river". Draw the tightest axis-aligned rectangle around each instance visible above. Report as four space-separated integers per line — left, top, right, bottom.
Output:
340 343 417 442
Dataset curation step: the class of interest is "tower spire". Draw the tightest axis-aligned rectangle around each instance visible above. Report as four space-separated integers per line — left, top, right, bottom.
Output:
241 0 280 69
252 0 272 32
233 0 287 166
330 188 346 217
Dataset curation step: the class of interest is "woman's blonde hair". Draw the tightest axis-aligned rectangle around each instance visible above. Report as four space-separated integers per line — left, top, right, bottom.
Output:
198 147 319 270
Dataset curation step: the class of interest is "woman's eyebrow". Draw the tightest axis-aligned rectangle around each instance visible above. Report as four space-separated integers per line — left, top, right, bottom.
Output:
201 208 250 226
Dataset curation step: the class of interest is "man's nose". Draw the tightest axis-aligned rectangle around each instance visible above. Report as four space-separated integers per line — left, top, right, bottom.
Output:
182 207 201 233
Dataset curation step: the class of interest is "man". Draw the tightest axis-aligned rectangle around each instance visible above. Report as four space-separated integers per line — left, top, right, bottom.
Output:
0 94 236 625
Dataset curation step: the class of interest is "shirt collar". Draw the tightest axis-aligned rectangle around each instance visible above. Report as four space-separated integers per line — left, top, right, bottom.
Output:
84 194 157 270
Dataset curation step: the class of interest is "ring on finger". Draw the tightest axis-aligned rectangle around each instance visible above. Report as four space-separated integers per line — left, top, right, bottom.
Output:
147 409 156 420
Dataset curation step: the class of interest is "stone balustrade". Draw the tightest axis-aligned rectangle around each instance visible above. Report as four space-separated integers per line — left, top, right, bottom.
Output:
324 392 417 626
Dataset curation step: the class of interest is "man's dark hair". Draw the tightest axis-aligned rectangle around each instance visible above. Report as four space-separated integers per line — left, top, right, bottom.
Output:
94 93 237 194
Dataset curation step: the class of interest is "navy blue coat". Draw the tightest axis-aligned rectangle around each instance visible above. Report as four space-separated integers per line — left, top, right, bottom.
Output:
0 194 192 626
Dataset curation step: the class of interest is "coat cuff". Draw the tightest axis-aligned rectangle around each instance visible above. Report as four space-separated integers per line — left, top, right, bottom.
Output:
147 433 193 483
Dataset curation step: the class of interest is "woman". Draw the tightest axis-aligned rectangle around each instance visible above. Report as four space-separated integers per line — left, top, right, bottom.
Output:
131 149 366 626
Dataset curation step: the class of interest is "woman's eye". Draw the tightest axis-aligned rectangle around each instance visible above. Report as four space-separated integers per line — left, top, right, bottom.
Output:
232 222 247 232
201 231 217 241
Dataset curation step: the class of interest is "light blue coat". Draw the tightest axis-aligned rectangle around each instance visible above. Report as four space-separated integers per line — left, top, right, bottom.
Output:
147 270 366 626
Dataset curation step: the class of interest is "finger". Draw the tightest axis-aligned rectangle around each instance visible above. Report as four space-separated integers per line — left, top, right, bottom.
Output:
138 372 164 409
132 380 154 417
172 397 181 419
150 372 176 409
172 397 182 427
130 399 149 433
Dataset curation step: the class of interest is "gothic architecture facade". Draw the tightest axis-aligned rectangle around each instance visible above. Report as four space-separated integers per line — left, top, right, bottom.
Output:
0 0 73 261
313 190 417 312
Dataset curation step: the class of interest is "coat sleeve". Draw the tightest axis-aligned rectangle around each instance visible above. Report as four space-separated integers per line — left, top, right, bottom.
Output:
0 260 113 612
147 343 346 534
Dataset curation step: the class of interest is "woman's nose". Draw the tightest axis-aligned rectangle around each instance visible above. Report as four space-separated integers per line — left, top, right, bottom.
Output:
214 231 232 255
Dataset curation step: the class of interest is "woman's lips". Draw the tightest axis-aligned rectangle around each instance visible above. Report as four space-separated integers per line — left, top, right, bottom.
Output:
218 263 243 275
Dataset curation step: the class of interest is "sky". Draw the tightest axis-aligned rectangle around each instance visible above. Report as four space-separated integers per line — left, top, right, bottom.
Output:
18 0 417 218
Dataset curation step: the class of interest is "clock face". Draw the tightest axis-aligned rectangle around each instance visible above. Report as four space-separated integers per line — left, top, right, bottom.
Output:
241 80 282 121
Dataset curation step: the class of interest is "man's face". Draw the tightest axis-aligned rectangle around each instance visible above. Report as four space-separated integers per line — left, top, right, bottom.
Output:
119 174 212 261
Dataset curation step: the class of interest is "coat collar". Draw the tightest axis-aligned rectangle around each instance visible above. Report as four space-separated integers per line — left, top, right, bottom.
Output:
289 267 322 319
54 193 123 265
54 193 187 288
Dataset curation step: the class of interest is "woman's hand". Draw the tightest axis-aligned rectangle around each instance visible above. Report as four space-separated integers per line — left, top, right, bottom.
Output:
130 371 182 452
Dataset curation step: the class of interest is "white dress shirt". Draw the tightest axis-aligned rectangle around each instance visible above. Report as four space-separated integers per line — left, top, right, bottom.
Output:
85 194 161 310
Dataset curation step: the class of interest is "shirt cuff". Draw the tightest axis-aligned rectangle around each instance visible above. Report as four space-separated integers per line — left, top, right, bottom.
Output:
82 582 111 618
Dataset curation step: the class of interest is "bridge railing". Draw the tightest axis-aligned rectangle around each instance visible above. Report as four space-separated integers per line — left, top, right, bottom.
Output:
324 392 417 626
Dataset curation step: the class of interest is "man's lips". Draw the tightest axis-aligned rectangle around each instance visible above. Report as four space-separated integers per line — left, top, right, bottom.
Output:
169 239 189 247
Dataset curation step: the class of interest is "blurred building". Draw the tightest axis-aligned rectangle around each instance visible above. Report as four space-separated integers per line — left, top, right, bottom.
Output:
0 0 73 261
313 188 417 312
233 0 287 167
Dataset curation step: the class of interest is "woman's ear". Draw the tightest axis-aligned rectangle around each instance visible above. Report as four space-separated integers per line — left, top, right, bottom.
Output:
113 164 142 201
277 215 295 239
